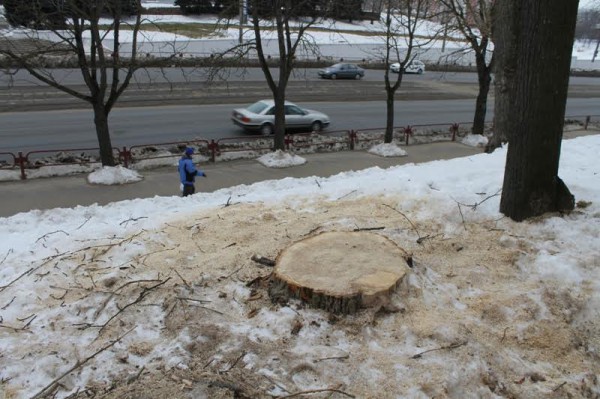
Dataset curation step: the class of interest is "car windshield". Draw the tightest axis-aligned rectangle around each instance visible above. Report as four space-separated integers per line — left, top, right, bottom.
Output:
247 101 269 114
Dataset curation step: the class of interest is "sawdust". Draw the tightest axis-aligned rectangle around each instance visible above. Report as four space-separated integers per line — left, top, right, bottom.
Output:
20 195 600 398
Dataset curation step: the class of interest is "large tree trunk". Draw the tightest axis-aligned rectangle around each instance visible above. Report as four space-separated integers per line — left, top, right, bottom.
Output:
93 101 116 166
498 0 577 222
487 0 519 153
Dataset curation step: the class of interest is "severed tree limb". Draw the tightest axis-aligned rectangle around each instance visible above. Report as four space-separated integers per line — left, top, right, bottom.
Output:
251 255 276 267
278 387 355 398
30 327 135 399
410 341 467 359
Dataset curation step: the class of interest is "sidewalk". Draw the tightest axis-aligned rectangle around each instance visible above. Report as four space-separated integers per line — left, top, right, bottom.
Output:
3 129 597 218
1 142 481 217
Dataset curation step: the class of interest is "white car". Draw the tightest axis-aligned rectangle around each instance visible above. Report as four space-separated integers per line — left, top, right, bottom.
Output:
232 99 331 136
390 60 426 74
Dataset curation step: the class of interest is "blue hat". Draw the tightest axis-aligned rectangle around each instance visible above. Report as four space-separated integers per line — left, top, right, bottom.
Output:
185 147 194 155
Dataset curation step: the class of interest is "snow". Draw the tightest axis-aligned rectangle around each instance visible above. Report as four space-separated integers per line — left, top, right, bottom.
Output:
0 135 599 398
87 165 143 185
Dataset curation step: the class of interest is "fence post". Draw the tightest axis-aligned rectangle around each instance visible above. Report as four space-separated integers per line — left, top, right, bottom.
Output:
584 115 590 130
208 140 219 163
403 126 413 146
120 146 131 167
450 123 459 141
16 152 27 180
348 130 357 150
285 135 294 151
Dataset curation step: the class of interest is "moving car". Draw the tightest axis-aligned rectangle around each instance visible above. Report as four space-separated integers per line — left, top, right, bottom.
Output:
231 99 330 136
390 60 426 74
318 63 365 79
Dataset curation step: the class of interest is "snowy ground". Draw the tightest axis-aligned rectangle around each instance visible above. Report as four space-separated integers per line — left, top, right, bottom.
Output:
0 135 599 398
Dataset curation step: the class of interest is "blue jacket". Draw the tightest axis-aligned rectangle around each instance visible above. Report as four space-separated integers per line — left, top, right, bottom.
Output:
178 156 205 185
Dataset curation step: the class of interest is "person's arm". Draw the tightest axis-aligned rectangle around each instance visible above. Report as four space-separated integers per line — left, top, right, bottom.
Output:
186 160 206 177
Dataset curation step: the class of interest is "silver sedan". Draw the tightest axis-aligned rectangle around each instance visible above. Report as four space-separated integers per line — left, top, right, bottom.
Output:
231 99 331 136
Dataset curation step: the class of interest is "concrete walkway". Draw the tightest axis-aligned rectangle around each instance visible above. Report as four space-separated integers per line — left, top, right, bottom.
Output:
1 142 481 217
2 129 597 218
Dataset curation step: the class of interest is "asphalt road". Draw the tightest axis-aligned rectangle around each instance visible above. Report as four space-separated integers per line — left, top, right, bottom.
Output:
1 68 600 154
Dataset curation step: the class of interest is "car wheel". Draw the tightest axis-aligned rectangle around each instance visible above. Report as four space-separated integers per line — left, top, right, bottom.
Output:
311 121 322 132
260 123 273 136
355 73 362 80
331 73 337 80
417 69 424 74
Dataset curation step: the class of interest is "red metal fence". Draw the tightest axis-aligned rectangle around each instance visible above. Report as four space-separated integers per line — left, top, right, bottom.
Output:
1 115 597 180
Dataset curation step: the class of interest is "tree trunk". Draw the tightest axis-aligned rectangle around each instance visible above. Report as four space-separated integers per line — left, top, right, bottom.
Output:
273 87 286 151
498 0 577 221
93 101 116 166
472 58 491 136
384 88 395 143
487 0 519 153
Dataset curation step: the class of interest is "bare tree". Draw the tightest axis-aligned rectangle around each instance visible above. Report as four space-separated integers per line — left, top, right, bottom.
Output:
380 0 440 143
495 0 577 221
439 0 493 136
0 0 150 166
245 0 321 150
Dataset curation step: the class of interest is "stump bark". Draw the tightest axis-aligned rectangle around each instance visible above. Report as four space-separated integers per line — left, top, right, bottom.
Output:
268 231 411 314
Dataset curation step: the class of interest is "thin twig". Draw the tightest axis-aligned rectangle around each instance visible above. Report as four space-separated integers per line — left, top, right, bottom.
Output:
278 387 355 398
177 297 211 304
75 216 92 231
353 226 385 232
0 248 13 266
382 204 422 239
1 296 16 310
313 354 350 362
251 255 276 267
119 216 148 226
552 382 566 392
97 278 170 334
410 341 467 359
221 351 246 373
35 230 69 243
0 267 34 293
173 269 192 290
337 190 357 200
30 327 135 399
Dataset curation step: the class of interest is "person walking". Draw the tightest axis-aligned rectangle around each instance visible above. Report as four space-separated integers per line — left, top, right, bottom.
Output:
178 147 206 197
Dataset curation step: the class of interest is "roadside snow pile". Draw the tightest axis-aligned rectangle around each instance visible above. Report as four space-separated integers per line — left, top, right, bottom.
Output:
368 142 408 157
87 166 143 185
257 150 307 168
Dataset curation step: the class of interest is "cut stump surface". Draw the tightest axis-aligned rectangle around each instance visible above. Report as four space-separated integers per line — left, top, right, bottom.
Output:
269 231 411 314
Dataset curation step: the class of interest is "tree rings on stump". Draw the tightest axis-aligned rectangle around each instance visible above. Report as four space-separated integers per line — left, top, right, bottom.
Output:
268 231 411 314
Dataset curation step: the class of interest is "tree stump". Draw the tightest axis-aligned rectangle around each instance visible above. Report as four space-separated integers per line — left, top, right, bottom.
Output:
268 231 411 314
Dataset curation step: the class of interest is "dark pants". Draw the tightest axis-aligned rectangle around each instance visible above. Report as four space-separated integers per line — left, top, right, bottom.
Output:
182 184 195 197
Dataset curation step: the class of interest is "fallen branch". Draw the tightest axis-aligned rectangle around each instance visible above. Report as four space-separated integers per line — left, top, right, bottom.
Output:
278 387 355 398
313 354 350 362
382 204 422 240
353 226 385 232
35 230 69 243
337 190 357 200
220 351 246 373
97 278 170 334
30 327 135 399
119 216 148 226
251 255 276 267
552 382 567 392
410 341 467 359
173 269 192 290
0 248 13 266
0 267 34 293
